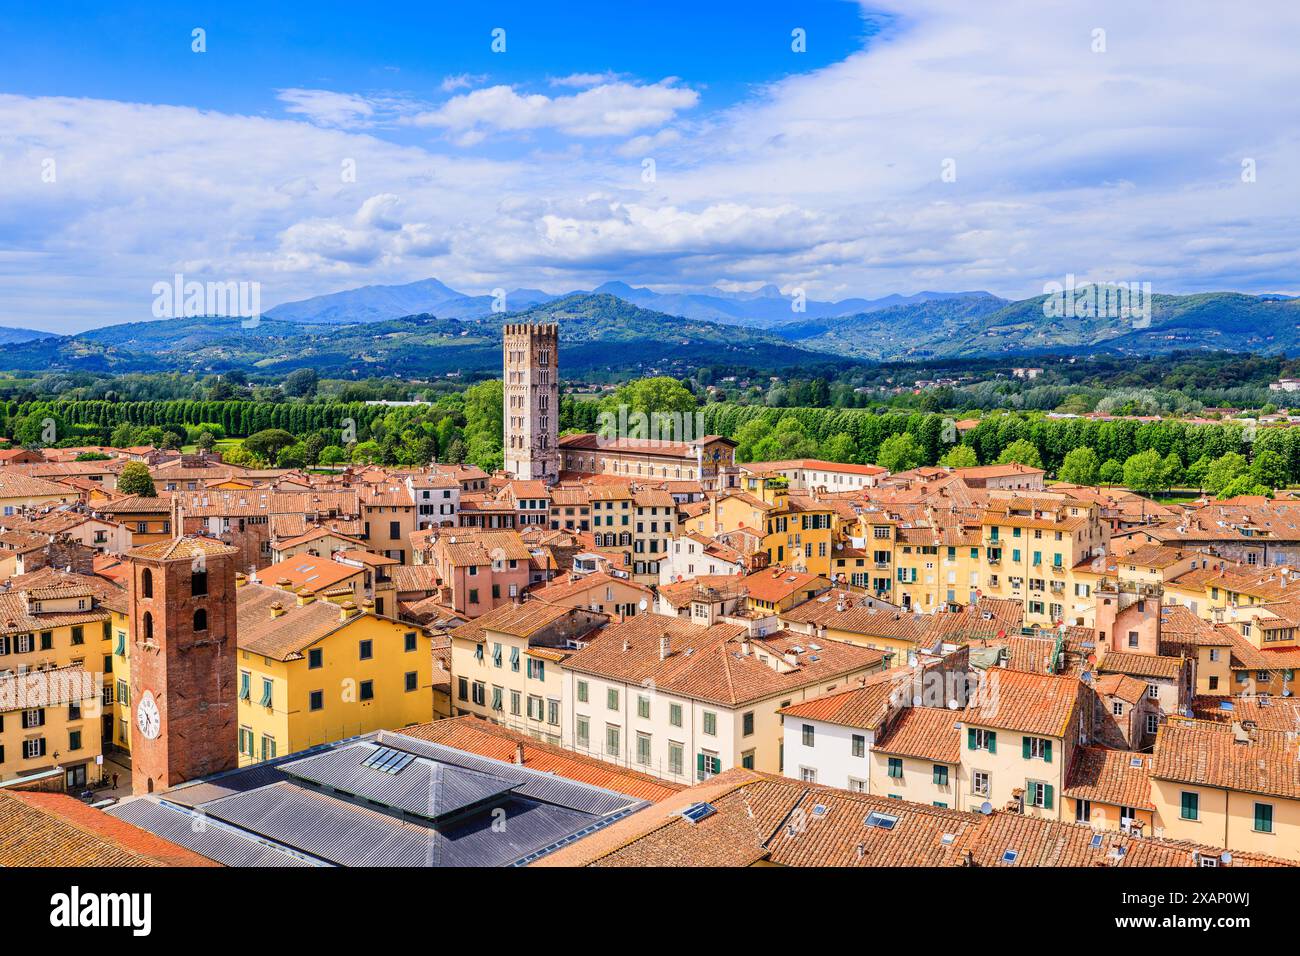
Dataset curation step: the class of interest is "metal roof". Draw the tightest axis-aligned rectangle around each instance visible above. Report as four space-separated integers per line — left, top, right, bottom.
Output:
109 797 322 867
279 743 520 822
106 729 649 867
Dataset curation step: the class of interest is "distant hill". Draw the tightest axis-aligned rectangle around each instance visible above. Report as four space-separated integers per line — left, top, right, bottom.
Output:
263 274 998 329
4 287 1298 378
0 294 847 378
0 326 58 345
263 278 558 324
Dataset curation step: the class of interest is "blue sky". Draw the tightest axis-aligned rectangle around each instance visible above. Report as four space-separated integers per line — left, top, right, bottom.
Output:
1 0 1297 332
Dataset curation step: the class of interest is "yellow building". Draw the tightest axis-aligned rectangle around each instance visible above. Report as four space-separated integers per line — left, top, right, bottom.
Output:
979 497 1107 627
957 668 1085 820
1151 720 1300 861
233 580 435 765
0 665 102 789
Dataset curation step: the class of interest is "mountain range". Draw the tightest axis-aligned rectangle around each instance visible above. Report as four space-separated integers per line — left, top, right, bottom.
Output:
1 279 1298 379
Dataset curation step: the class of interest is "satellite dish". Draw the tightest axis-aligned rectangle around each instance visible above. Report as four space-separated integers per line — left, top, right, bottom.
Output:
638 598 648 611
979 801 993 815
1221 852 1233 864
912 695 922 706
947 698 960 709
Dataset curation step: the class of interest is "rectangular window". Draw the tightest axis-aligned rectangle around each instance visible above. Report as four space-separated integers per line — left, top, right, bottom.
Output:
359 639 373 660
404 631 417 652
851 734 865 758
308 648 322 669
576 716 590 749
637 695 650 719
697 752 721 780
359 679 374 701
309 690 324 711
887 757 903 779
933 765 949 786
605 724 621 757
1023 736 1051 762
669 741 684 775
547 699 560 725
802 724 815 747
669 702 682 727
577 679 588 703
607 687 619 711
972 771 990 796
259 678 273 708
405 671 418 692
968 728 996 753
1181 791 1199 821
703 711 717 736
742 711 754 737
1255 802 1273 834
636 732 651 765
239 671 251 700
260 735 277 761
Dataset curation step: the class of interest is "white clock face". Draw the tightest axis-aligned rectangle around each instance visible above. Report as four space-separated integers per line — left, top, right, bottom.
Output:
136 691 161 740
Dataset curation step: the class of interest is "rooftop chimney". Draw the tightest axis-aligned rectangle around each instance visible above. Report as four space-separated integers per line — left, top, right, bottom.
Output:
514 742 526 765
269 601 285 619
660 634 671 660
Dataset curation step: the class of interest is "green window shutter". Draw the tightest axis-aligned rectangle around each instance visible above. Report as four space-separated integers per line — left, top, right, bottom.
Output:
1044 784 1054 810
987 732 997 754
1022 737 1031 760
697 753 705 774
1043 740 1052 763
967 728 976 750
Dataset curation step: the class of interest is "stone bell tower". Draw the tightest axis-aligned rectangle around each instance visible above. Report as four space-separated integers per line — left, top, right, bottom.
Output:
503 322 560 483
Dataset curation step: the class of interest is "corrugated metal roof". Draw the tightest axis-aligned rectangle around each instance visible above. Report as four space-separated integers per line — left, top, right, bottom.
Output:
377 730 638 816
108 798 322 867
279 743 520 821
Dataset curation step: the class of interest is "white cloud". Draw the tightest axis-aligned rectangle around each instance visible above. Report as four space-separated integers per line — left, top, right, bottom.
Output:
407 79 699 139
277 89 377 128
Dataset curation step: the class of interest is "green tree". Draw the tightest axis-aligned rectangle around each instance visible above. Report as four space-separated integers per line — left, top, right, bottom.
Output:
118 461 156 497
1099 459 1124 485
1204 452 1248 496
318 444 348 466
822 432 858 463
877 433 924 473
1249 448 1288 490
1218 475 1270 499
1057 446 1099 485
1122 449 1166 495
351 440 383 464
939 444 979 468
751 417 818 462
1160 452 1184 491
995 439 1043 469
463 380 504 472
1185 454 1213 490
243 428 297 462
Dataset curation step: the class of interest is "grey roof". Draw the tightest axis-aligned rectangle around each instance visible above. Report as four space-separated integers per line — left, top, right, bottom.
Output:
109 797 322 867
106 729 649 867
279 742 520 822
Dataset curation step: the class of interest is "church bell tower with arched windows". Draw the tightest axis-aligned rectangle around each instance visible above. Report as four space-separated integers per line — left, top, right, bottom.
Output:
128 536 240 795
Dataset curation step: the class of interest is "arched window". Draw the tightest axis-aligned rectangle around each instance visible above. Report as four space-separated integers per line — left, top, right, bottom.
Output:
141 568 153 598
193 608 207 632
142 611 153 642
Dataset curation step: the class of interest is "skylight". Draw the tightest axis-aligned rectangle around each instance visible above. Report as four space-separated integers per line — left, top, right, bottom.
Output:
865 811 898 830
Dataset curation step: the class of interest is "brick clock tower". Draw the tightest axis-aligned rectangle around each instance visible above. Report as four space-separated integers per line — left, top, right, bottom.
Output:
128 537 240 795
503 322 560 483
